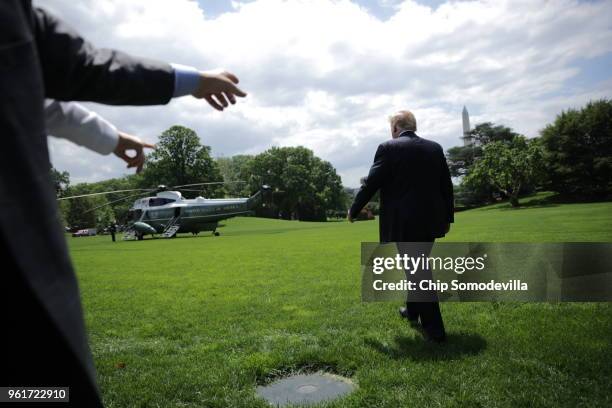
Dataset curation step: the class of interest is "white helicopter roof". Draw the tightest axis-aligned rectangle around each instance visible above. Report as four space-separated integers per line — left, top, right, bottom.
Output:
130 190 247 210
157 191 183 201
131 191 182 210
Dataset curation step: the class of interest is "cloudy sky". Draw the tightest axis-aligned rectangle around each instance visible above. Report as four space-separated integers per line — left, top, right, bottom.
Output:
40 0 612 187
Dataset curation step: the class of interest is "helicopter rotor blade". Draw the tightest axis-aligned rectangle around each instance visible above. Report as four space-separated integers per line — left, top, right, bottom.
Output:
82 191 153 214
58 188 152 201
171 181 245 189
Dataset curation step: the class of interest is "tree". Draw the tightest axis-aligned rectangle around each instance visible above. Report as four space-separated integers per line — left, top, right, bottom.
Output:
448 122 523 207
216 155 253 197
446 145 482 178
59 173 145 228
464 122 518 146
464 136 543 207
310 159 348 219
540 99 612 198
447 123 518 179
245 146 345 221
64 197 97 229
61 182 117 229
92 196 115 230
50 167 70 197
142 125 224 198
88 174 143 223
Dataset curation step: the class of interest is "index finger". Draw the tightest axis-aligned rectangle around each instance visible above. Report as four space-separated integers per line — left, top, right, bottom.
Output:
231 85 247 98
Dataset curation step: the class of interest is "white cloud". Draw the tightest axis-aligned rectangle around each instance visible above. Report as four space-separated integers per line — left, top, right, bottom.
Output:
40 0 612 186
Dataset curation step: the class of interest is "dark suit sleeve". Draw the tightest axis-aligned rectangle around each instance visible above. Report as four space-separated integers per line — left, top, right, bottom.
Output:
350 144 388 218
33 8 174 105
440 148 454 223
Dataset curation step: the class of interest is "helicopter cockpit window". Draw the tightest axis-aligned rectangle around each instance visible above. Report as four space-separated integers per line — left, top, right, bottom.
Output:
149 198 175 207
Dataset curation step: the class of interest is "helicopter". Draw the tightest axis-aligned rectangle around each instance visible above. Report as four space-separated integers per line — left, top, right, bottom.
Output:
59 182 272 240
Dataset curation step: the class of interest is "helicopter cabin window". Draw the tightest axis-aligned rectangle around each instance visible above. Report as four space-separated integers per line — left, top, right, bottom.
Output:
149 197 174 207
130 209 142 221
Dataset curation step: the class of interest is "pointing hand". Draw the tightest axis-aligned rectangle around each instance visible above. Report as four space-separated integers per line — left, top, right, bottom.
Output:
113 132 155 173
192 70 247 111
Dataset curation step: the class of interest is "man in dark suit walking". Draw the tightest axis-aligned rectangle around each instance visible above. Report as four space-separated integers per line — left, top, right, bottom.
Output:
348 110 454 342
1 2 245 406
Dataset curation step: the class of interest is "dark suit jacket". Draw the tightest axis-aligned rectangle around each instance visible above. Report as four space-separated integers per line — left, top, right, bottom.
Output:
350 131 454 242
0 2 173 405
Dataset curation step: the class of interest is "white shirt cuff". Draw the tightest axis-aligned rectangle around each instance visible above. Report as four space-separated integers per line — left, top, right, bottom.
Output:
45 100 119 155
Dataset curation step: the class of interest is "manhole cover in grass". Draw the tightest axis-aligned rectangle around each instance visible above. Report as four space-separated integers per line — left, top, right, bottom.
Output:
256 372 356 406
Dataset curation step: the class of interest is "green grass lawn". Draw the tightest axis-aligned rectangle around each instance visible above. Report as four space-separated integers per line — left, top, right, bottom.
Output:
69 197 612 407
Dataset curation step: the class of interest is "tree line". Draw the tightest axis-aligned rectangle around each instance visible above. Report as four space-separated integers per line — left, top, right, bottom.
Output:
447 99 611 208
55 125 350 229
54 99 611 229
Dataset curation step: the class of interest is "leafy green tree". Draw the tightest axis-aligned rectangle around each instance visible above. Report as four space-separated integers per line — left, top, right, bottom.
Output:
93 196 115 230
51 167 71 227
50 167 70 197
65 197 97 229
448 122 523 206
60 174 145 227
464 136 543 207
63 196 114 230
464 122 518 146
540 99 612 198
446 145 482 178
446 122 518 177
89 174 144 222
448 123 517 178
310 159 348 219
216 155 253 197
245 146 345 221
142 125 224 198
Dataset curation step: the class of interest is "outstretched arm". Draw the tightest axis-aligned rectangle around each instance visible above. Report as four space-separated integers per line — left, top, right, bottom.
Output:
171 64 247 111
45 100 153 173
45 100 119 155
34 8 246 109
34 8 174 105
349 144 388 222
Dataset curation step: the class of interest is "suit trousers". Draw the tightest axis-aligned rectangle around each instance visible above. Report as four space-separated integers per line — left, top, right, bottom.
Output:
396 239 446 339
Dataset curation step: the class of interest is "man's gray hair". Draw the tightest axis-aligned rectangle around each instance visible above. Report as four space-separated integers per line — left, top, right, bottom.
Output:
389 110 417 132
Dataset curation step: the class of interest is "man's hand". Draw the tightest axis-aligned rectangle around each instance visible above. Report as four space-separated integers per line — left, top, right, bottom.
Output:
113 132 155 173
347 209 355 223
192 70 247 111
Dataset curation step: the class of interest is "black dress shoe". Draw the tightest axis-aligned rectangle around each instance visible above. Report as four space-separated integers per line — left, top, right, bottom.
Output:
423 332 446 343
423 332 446 344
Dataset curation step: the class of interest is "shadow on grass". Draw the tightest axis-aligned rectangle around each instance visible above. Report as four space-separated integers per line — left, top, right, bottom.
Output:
496 203 561 211
365 332 486 361
478 199 561 211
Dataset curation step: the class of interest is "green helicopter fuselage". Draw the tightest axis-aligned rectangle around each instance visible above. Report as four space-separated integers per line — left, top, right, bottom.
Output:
128 187 268 238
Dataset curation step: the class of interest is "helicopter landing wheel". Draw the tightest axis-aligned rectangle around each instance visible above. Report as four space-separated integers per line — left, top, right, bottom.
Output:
214 231 220 237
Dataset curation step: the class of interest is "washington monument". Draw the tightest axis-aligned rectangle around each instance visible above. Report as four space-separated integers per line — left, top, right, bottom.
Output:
462 105 472 146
